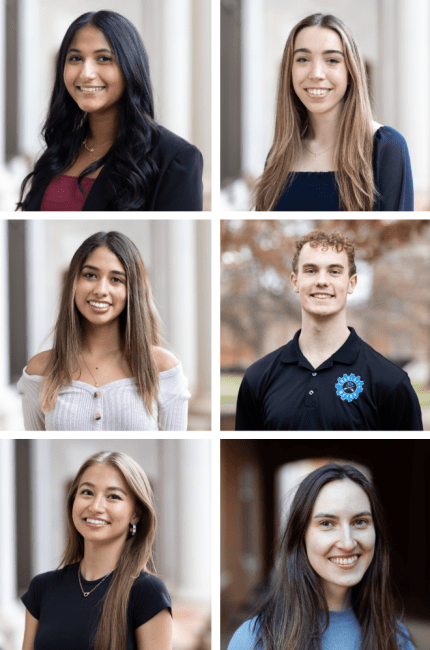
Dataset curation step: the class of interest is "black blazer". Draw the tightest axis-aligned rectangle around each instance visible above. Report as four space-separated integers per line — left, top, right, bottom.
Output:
24 125 204 211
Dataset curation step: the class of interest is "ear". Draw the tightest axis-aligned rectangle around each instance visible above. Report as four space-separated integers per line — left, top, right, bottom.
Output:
290 271 299 293
130 513 140 525
347 274 357 294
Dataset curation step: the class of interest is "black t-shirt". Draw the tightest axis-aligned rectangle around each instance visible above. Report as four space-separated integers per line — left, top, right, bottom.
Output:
235 327 423 431
21 563 172 650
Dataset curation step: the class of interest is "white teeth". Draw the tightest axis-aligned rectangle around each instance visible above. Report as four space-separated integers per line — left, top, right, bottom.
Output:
86 518 109 525
89 301 110 308
306 88 330 96
79 87 105 92
329 555 358 566
312 294 332 298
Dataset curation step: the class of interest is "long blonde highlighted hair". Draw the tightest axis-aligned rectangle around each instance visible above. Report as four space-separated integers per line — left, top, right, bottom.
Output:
40 231 160 414
59 451 157 650
253 14 376 212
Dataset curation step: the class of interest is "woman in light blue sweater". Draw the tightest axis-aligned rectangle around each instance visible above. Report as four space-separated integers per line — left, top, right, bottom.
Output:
227 463 415 650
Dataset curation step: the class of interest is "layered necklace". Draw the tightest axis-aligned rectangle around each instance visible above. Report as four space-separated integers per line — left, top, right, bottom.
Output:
82 138 114 161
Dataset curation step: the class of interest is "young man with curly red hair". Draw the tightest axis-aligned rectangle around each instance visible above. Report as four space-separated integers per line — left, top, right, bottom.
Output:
235 230 422 431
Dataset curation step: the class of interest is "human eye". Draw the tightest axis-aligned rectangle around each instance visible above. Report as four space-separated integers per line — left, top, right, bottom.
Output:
83 272 97 279
327 58 341 64
98 55 112 63
68 55 82 63
354 518 370 527
319 520 334 528
296 56 308 63
80 488 93 496
111 276 123 284
305 268 315 274
108 493 121 500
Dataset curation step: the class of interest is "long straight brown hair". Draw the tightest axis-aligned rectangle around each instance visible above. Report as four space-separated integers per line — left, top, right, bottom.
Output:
40 231 160 414
59 451 157 650
254 14 376 211
253 464 408 650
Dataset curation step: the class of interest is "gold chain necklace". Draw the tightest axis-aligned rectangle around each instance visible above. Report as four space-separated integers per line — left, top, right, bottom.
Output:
83 138 114 161
78 564 114 598
303 141 334 157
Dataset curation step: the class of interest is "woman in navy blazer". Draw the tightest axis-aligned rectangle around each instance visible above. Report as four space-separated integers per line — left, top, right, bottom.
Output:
18 11 203 212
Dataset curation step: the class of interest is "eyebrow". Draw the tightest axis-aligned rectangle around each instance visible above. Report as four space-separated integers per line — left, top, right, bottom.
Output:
81 264 126 277
79 481 127 495
67 47 114 55
313 511 372 519
302 263 345 270
293 48 344 57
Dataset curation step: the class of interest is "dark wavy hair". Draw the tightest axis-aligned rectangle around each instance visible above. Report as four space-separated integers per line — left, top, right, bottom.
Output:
40 231 161 415
17 10 160 211
253 463 409 650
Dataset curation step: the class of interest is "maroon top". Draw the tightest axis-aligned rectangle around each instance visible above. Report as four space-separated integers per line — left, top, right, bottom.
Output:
40 175 96 211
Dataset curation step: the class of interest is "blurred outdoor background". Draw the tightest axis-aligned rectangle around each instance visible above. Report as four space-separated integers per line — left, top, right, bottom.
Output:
221 0 430 210
221 219 430 430
221 439 430 650
0 219 211 431
0 438 211 650
0 0 211 210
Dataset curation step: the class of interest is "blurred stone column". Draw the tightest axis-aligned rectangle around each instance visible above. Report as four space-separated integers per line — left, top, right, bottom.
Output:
18 0 40 157
377 0 430 208
0 439 16 606
0 0 5 164
242 0 266 179
30 440 53 575
161 0 192 140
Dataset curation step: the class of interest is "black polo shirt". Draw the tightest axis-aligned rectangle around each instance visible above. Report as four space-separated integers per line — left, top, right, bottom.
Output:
235 327 423 431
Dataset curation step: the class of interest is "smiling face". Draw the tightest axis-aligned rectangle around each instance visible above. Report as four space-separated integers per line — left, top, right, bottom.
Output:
72 463 138 547
63 25 125 116
305 479 376 610
292 26 349 118
290 243 356 319
74 246 127 325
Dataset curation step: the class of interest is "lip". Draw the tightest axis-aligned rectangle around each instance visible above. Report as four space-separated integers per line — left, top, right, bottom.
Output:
329 554 360 569
88 301 111 313
305 88 332 97
84 518 110 529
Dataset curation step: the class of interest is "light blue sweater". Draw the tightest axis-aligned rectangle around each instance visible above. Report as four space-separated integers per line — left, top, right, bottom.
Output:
227 608 415 650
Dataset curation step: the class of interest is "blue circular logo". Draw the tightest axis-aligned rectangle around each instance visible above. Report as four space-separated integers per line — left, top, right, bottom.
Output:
335 373 364 402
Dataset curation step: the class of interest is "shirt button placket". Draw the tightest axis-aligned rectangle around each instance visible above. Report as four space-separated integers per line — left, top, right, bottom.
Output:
93 391 102 429
305 370 317 407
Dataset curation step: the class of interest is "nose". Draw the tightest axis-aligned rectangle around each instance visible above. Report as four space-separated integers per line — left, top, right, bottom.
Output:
88 493 105 513
336 525 356 552
94 277 109 296
309 58 325 81
315 272 329 286
80 59 98 81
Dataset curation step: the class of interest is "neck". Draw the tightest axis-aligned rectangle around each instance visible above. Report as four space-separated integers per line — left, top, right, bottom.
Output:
306 104 343 147
324 584 351 612
298 311 350 364
81 319 122 357
87 106 120 146
80 540 123 581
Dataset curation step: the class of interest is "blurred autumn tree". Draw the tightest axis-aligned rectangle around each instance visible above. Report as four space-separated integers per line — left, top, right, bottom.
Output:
221 219 430 372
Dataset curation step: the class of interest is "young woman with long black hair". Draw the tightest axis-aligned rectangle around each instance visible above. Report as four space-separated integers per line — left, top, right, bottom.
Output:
17 231 190 430
254 14 413 211
228 463 415 650
21 451 172 650
17 11 203 211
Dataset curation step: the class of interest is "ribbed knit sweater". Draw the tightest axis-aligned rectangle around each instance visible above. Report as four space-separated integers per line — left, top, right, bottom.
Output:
17 362 190 431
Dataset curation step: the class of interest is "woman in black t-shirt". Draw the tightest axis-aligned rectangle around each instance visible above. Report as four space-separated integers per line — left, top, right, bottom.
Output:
21 451 172 650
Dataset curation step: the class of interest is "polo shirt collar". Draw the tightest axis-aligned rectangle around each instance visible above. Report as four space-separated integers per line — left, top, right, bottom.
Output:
280 327 361 367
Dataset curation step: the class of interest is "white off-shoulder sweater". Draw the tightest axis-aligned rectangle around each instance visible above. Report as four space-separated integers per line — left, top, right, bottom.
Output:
17 363 190 431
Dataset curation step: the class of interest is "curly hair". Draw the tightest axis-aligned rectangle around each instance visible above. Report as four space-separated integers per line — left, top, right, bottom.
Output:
292 230 356 277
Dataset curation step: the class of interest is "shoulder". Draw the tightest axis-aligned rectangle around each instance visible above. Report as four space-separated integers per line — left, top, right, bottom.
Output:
227 618 260 650
396 620 415 648
153 346 179 373
26 349 53 376
371 120 383 134
242 344 290 388
359 339 409 385
155 125 201 157
132 572 171 598
373 125 410 153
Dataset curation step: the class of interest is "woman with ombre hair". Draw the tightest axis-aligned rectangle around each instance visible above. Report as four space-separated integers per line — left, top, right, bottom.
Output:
21 451 172 650
17 231 190 431
253 14 413 211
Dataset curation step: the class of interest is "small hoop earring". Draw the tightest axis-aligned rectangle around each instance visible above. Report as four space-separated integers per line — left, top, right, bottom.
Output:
130 523 137 536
